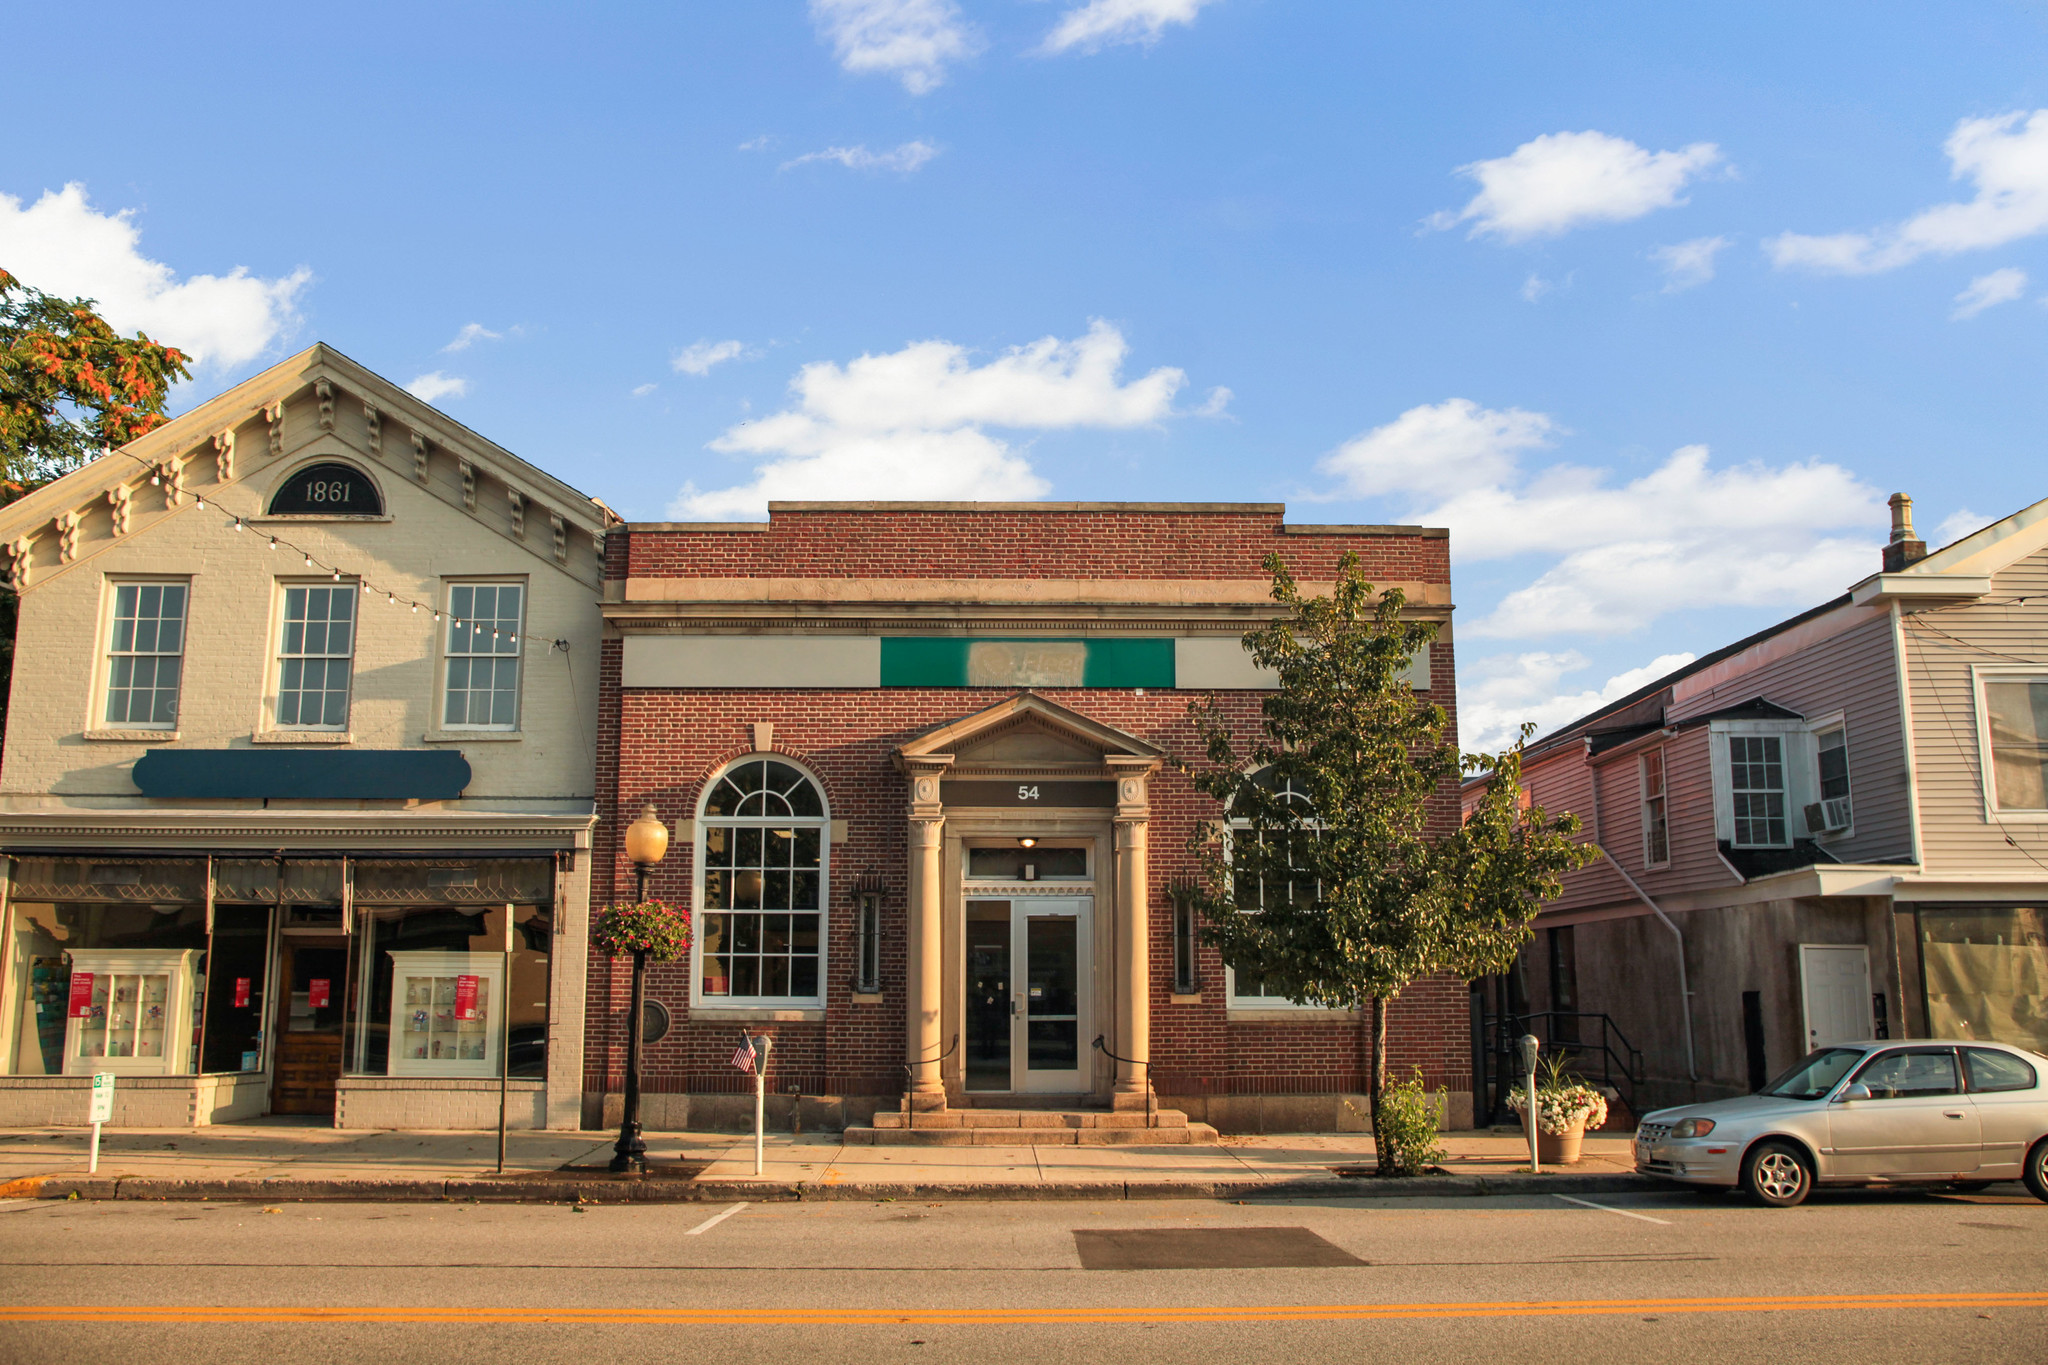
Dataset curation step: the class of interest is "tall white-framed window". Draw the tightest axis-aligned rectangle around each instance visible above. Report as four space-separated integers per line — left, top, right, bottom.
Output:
1639 748 1670 868
1974 667 2048 819
694 755 830 1007
274 582 356 729
1728 734 1788 847
1224 769 1323 1010
102 579 188 729
1809 724 1853 836
442 581 524 730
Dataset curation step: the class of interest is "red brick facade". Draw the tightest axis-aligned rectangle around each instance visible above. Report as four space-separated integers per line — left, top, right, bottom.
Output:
588 505 1471 1128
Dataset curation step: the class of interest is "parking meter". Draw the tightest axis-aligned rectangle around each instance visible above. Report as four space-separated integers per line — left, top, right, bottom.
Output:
1517 1034 1541 1174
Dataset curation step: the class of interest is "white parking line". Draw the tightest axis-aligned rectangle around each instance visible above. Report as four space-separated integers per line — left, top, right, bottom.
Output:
685 1202 749 1236
1554 1194 1672 1225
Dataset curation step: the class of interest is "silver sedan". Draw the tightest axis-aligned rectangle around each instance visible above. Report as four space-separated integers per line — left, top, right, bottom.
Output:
1634 1039 2048 1207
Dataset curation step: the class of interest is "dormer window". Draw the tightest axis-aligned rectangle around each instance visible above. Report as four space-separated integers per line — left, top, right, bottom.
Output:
1729 735 1788 847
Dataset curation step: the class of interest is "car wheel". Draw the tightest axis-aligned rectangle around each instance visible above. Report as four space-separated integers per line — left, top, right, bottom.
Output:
2024 1140 2048 1204
1742 1141 1813 1208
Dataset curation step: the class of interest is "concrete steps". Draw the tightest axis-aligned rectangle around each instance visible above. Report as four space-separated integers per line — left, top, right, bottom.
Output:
846 1107 1219 1146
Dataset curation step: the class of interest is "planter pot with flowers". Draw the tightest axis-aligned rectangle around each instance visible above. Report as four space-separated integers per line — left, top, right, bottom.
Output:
1506 1057 1610 1165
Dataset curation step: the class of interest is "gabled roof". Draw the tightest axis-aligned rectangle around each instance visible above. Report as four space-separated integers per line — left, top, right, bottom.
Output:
895 692 1165 773
1849 491 2048 605
1 344 619 590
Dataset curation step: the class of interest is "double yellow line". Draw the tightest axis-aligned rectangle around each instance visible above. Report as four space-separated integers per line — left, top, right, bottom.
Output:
4 1293 2044 1325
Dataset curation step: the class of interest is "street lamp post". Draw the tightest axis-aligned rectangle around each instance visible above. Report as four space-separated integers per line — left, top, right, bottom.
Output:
611 803 670 1174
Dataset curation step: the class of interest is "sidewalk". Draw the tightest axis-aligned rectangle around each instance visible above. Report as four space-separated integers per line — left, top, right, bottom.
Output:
0 1121 1645 1203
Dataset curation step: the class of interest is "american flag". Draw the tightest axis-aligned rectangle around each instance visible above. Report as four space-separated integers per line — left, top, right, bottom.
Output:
730 1039 756 1075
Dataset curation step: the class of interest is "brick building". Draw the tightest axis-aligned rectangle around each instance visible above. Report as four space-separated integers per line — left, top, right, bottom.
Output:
588 502 1476 1135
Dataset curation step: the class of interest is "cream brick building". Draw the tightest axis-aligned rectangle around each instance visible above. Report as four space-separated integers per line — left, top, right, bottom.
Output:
0 346 614 1129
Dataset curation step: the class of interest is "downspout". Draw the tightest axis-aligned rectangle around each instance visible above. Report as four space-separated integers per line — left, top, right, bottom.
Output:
1587 738 1698 1082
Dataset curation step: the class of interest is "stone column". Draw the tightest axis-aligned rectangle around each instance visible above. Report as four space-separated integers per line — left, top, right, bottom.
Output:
1112 771 1152 1107
905 770 947 1109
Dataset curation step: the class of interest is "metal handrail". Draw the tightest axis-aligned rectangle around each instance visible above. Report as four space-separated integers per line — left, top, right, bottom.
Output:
1091 1034 1155 1128
898 1033 959 1131
1481 1010 1645 1123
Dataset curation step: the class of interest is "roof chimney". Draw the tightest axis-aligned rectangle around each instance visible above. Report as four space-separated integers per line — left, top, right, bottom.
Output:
1883 492 1927 572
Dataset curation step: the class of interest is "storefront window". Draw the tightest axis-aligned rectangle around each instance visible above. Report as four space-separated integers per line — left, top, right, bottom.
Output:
1921 905 2048 1052
4 859 207 1076
345 859 553 1078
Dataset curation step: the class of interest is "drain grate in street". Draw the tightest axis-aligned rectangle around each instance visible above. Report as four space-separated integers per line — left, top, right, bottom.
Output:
1073 1226 1365 1270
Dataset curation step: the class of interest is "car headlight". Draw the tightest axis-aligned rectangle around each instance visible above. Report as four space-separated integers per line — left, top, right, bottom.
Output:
1671 1118 1717 1139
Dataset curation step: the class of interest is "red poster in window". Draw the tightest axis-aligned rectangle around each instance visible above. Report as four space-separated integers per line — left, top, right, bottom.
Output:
233 978 251 1007
308 979 330 1009
454 974 480 1021
67 972 95 1018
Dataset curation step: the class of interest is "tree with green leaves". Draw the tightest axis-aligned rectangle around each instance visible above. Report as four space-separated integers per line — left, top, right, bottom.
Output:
1186 550 1599 1175
0 266 191 736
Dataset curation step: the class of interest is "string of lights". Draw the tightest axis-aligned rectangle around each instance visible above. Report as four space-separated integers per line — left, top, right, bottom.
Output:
93 442 519 648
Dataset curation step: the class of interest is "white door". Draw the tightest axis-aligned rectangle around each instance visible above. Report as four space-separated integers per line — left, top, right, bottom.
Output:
1799 944 1874 1052
1012 897 1092 1094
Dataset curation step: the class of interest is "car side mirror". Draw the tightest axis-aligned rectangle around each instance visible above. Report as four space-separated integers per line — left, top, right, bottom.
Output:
1835 1083 1871 1103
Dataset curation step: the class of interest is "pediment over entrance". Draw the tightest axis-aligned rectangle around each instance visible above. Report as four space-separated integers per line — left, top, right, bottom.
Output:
895 692 1164 779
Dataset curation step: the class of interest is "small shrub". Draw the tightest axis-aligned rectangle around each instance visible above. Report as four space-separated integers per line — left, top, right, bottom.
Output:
1373 1067 1447 1175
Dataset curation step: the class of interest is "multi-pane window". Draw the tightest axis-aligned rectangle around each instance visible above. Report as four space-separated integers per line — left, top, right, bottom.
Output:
104 582 187 727
697 758 829 1005
1983 679 2048 811
443 583 523 729
1228 770 1318 1006
1640 749 1670 867
1817 728 1850 803
275 585 356 728
1728 734 1787 846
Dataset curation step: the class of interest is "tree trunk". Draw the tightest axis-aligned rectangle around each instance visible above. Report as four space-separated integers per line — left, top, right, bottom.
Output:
1367 994 1391 1176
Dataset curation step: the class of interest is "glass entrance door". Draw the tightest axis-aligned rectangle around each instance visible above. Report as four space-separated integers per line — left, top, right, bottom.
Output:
964 897 1092 1094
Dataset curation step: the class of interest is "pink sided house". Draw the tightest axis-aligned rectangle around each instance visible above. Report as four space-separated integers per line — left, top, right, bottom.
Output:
1465 492 2048 1118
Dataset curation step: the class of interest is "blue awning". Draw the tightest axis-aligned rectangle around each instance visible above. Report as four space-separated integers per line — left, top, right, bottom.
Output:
132 749 472 800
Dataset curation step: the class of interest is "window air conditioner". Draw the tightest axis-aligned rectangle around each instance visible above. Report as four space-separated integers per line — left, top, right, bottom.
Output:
1803 797 1852 835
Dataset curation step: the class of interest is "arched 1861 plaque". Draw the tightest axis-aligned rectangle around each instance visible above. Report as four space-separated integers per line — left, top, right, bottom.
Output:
267 462 384 515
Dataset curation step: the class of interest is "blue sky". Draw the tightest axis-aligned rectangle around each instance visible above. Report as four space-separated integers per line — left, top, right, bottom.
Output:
7 2 2048 748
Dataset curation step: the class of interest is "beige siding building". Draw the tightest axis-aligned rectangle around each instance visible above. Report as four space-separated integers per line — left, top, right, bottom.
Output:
0 346 614 1129
1469 493 2048 1115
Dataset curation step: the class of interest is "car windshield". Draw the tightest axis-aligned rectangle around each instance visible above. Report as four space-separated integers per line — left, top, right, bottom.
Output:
1761 1047 1866 1100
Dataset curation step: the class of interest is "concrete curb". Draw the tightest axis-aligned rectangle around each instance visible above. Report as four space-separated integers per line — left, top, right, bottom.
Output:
28 1171 1654 1204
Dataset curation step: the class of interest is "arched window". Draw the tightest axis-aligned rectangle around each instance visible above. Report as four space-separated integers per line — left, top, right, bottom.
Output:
268 462 384 516
1226 768 1322 1010
695 756 830 1007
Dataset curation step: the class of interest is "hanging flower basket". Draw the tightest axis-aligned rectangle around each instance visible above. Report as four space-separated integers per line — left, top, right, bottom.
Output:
592 900 692 961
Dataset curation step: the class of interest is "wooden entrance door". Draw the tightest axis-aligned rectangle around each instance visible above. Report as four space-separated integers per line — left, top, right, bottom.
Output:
272 938 347 1116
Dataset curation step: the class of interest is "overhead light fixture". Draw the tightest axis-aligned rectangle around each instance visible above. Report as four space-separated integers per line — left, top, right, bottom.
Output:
1017 836 1038 849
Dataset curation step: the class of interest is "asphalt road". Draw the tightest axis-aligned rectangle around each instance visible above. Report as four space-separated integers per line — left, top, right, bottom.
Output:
0 1185 2043 1364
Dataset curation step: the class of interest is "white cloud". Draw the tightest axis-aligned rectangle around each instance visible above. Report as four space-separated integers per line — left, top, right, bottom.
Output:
1520 273 1553 303
442 322 501 352
673 340 749 376
1768 110 2048 273
738 135 773 152
810 0 979 94
631 383 658 398
1040 0 1220 54
1459 649 1697 752
0 182 308 369
1427 131 1724 241
672 320 1184 519
1652 235 1729 292
781 141 939 174
405 372 468 403
1193 385 1233 417
1932 507 1986 546
1323 401 1885 636
1320 398 1558 500
1951 267 2028 319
